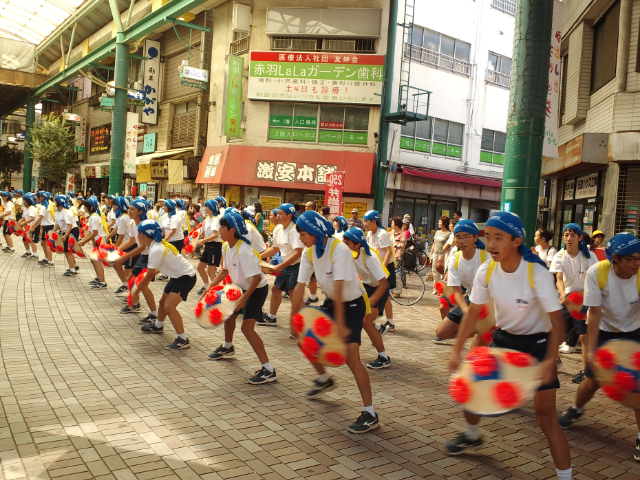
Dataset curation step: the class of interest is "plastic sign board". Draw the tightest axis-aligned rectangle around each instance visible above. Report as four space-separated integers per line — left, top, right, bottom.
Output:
225 55 244 138
142 40 160 124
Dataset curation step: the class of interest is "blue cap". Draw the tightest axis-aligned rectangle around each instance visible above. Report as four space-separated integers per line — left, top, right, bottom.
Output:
138 219 163 242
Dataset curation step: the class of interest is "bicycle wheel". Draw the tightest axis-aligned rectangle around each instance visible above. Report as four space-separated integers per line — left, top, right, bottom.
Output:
390 267 425 306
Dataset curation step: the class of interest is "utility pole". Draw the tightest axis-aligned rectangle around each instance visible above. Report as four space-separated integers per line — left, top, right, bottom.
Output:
501 0 553 242
108 0 127 195
23 99 36 192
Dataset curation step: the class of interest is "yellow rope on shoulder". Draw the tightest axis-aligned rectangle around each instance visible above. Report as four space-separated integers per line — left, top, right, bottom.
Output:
161 239 179 255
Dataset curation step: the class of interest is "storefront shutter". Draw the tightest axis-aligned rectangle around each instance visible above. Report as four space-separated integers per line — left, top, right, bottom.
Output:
172 109 196 148
615 165 640 236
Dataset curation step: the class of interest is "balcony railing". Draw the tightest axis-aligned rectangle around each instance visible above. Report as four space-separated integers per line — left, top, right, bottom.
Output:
404 44 472 77
491 0 516 16
486 69 511 88
230 35 250 55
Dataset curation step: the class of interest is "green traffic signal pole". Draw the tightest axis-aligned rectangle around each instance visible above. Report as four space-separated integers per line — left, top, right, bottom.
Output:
23 99 36 192
108 32 128 196
373 0 399 212
501 0 553 242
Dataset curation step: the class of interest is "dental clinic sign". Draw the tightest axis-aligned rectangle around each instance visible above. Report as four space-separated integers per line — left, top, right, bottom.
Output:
248 51 384 105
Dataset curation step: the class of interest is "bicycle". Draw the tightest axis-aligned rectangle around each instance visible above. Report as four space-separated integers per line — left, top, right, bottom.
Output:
390 252 426 306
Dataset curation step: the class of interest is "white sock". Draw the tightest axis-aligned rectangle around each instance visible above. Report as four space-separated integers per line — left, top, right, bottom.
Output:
262 362 274 372
363 405 376 417
150 311 158 317
465 423 480 441
155 319 164 328
379 352 388 359
556 467 572 480
177 333 187 340
317 373 330 383
223 342 233 348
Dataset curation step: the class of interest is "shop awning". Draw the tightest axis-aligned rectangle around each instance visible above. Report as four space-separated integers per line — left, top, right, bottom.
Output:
402 167 502 188
135 147 194 165
196 145 374 194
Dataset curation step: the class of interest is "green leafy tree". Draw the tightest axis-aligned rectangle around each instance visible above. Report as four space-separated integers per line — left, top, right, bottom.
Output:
31 114 77 190
0 145 22 188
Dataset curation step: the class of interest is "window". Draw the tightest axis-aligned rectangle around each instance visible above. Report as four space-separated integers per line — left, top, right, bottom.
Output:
486 52 512 88
268 103 369 145
491 0 517 16
270 37 375 53
559 54 568 122
400 117 464 158
406 26 471 76
591 0 620 93
172 100 197 148
480 129 506 165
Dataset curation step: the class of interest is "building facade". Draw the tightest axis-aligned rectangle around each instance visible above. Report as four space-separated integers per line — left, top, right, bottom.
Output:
541 0 640 243
382 0 515 235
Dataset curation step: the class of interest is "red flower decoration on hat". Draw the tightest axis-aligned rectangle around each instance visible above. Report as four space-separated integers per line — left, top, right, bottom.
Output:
183 243 194 254
205 290 218 305
313 316 332 337
51 232 59 241
223 275 232 285
434 281 445 295
472 353 498 377
325 351 346 366
212 285 224 291
226 288 242 302
603 384 625 402
209 308 223 325
439 297 450 308
449 377 471 404
494 381 521 408
466 346 490 361
595 348 616 370
301 336 320 361
503 351 532 368
292 313 305 334
614 371 636 392
566 291 584 305
194 302 204 318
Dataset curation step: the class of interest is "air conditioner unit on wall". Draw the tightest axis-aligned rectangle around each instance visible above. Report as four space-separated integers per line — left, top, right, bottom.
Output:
232 3 251 32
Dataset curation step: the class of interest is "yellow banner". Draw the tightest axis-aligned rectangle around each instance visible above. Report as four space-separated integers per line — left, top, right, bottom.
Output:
168 159 184 185
136 164 151 183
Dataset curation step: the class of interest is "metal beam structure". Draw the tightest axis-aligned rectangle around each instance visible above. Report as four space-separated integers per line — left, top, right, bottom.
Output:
168 17 211 32
22 100 35 192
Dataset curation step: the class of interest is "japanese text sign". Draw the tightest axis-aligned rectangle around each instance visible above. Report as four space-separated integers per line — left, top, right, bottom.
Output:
225 55 244 139
324 171 344 216
248 51 384 105
89 124 111 154
142 40 160 125
256 161 337 185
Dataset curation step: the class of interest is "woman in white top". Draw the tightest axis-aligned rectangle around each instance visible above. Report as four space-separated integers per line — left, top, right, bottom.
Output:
534 229 557 268
0 191 16 253
196 200 223 294
448 211 571 480
431 216 451 292
17 193 39 258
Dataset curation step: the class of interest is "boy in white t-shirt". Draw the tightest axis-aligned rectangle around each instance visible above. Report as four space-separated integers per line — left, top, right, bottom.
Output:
343 227 391 370
196 199 222 295
259 203 304 326
559 233 640 461
137 220 196 350
292 211 379 434
161 199 185 251
0 191 16 253
206 210 276 385
447 211 572 480
17 193 39 258
53 194 79 276
435 219 489 342
77 196 109 289
34 191 55 266
111 197 135 295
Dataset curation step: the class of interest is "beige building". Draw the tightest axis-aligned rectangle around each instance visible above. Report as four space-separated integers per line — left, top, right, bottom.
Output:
542 0 640 243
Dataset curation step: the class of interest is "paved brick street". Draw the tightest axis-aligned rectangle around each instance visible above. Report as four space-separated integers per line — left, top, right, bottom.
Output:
0 249 638 480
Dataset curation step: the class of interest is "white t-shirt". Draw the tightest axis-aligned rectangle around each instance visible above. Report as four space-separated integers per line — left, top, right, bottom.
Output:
167 215 185 242
273 222 304 263
246 221 266 253
87 213 108 238
147 242 195 278
354 249 387 287
34 204 46 223
535 245 558 268
447 249 489 292
135 233 150 255
147 209 160 222
159 213 170 232
550 249 598 294
470 259 562 335
23 205 36 221
116 214 132 237
2 201 15 220
176 209 188 231
107 208 116 224
202 215 221 239
583 263 640 332
55 209 76 230
298 238 363 302
366 228 393 262
222 240 267 291
334 232 344 241
42 205 55 226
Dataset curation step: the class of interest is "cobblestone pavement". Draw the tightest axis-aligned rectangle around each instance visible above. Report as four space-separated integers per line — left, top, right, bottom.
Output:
0 246 638 480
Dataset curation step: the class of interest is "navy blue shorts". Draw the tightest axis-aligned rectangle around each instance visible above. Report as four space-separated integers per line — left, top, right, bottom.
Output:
274 263 300 294
164 274 196 301
320 296 365 344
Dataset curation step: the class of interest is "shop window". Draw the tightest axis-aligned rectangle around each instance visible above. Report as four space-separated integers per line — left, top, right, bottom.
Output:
405 26 471 76
480 129 506 166
591 0 620 93
172 100 197 148
615 165 640 237
486 52 512 88
400 117 464 159
268 103 368 146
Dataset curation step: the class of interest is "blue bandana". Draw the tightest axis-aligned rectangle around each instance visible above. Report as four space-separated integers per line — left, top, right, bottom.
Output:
163 199 176 217
131 200 148 220
215 196 227 208
115 197 130 218
563 223 591 259
84 196 99 213
222 210 250 245
454 219 485 249
279 203 296 217
138 219 163 242
485 211 547 268
175 199 186 210
271 208 280 216
334 216 348 232
36 191 49 207
606 233 640 260
363 209 382 227
343 227 371 256
204 199 219 216
296 211 335 258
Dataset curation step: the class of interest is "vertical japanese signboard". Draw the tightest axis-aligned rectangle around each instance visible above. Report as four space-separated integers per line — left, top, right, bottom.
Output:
225 55 244 138
124 112 138 174
142 40 160 125
543 7 561 159
324 172 344 216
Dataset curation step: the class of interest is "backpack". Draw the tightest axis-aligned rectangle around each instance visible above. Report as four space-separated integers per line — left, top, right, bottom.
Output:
595 260 640 293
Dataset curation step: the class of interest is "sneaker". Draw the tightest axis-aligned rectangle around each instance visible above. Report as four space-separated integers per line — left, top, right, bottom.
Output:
306 377 336 398
139 314 157 325
304 296 319 305
197 286 206 295
559 342 576 354
166 337 190 350
5 248 15 254
367 354 391 370
1 246 9 252
257 314 277 327
378 321 395 335
558 407 583 428
634 438 640 462
348 411 379 434
88 278 100 285
114 285 128 295
90 281 107 289
572 370 585 384
248 367 277 385
45 260 55 267
21 252 31 258
432 337 451 345
208 345 235 360
445 432 484 455
38 258 47 265
141 323 163 334
63 269 74 277
121 304 141 314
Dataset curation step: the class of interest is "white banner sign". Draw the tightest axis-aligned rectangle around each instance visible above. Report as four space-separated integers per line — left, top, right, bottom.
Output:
543 2 561 159
142 40 160 125
575 173 598 199
124 112 139 175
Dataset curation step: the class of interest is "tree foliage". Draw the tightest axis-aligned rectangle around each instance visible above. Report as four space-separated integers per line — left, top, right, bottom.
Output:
31 114 77 190
0 145 22 188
